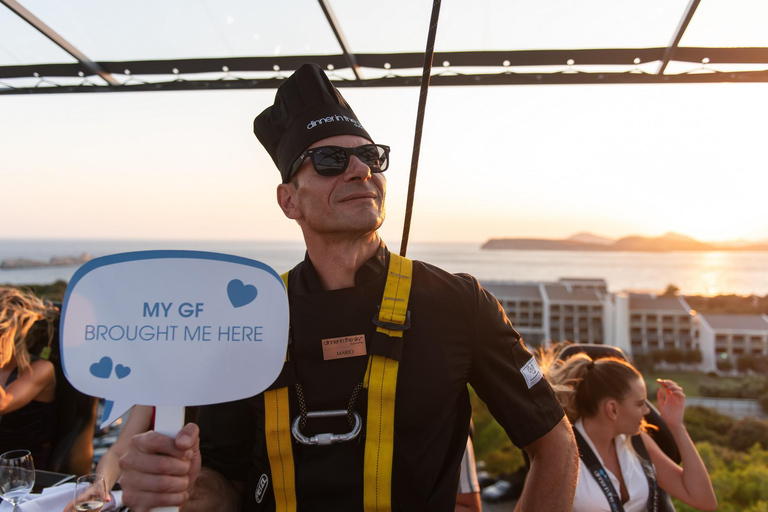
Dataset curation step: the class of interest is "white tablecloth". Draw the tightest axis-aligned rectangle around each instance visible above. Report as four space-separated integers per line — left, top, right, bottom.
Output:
0 483 122 511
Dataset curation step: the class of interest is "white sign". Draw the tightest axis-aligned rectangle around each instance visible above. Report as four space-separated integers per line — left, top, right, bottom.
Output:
60 251 289 427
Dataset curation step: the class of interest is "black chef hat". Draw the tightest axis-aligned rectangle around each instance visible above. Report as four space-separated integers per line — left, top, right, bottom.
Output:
254 63 373 183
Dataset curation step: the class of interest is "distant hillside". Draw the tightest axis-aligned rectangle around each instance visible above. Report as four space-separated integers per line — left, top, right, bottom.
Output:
482 232 768 252
566 232 615 245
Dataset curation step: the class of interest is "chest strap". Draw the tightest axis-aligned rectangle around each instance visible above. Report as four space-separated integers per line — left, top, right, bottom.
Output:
264 254 413 512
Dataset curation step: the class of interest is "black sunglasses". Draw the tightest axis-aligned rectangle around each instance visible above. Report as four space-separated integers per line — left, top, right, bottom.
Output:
291 144 390 177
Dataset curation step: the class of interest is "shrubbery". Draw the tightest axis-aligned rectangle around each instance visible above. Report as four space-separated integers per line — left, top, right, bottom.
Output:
9 280 68 302
684 405 734 447
699 374 768 399
739 354 768 375
674 443 768 512
728 417 768 452
649 347 702 366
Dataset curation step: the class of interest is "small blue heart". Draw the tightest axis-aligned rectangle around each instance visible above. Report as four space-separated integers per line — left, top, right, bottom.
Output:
90 356 112 379
227 279 258 308
115 364 131 379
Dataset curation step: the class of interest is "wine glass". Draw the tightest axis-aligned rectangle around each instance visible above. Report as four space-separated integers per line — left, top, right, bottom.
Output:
0 450 35 511
73 474 107 512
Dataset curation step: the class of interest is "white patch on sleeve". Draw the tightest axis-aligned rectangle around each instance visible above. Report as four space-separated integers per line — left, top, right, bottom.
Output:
521 357 543 389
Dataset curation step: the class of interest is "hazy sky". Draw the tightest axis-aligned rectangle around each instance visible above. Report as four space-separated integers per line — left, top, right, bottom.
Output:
2 0 767 243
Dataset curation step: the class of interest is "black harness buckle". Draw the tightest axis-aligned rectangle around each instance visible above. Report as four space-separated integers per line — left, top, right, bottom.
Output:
372 307 412 331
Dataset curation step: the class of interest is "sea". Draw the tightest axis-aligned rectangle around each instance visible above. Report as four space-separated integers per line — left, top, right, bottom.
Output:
1 239 767 297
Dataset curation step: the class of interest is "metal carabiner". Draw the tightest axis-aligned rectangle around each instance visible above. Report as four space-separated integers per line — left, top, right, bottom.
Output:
290 409 362 446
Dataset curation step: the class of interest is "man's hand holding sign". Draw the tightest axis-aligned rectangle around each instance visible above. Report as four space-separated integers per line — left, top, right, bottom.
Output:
60 251 289 512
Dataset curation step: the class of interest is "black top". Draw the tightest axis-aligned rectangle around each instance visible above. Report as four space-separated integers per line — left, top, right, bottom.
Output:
199 245 564 511
0 358 56 469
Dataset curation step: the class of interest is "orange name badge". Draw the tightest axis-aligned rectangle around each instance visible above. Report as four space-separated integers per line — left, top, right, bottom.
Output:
321 334 367 361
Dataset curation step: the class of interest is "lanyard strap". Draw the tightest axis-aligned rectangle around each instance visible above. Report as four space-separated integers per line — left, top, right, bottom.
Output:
574 429 659 512
574 428 626 512
265 255 413 512
630 434 659 512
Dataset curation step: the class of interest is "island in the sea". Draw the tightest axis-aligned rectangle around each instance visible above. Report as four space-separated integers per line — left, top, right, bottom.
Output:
1 253 93 270
482 232 768 252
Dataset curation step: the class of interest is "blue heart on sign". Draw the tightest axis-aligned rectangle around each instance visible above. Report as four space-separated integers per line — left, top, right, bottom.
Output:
90 356 112 379
115 364 131 379
227 279 258 308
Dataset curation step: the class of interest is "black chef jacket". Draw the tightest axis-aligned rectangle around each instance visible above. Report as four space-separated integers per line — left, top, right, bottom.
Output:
199 244 564 511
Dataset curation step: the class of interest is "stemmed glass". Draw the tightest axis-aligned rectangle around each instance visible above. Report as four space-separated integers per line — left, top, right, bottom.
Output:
0 450 35 511
73 474 107 512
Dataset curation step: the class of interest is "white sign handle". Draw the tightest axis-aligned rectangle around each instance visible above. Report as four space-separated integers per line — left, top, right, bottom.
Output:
151 405 186 512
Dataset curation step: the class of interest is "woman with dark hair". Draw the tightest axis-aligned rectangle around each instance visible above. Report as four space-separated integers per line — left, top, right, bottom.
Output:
546 353 716 512
0 287 58 469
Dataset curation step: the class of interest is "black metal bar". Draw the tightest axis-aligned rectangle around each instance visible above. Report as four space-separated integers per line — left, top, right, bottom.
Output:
317 0 362 80
3 48 768 80
4 68 768 96
399 0 442 257
0 0 119 86
658 0 702 75
2 69 768 95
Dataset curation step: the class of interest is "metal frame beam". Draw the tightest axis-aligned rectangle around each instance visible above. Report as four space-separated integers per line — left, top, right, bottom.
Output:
317 0 362 80
658 0 702 75
4 68 768 95
3 48 767 81
0 0 119 85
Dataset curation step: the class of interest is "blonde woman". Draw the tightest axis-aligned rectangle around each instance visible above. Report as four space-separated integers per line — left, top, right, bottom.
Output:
0 287 58 469
546 353 716 512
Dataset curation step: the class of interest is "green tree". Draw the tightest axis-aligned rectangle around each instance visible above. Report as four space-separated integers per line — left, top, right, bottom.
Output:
718 358 735 372
729 418 768 452
684 406 734 447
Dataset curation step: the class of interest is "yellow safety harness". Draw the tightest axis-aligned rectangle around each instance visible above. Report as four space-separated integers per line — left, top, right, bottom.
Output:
264 253 413 512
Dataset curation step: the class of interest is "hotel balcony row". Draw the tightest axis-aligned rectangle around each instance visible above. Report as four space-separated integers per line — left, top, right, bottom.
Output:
483 280 768 372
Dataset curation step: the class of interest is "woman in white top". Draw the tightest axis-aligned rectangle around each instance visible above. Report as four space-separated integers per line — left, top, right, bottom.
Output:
545 353 717 512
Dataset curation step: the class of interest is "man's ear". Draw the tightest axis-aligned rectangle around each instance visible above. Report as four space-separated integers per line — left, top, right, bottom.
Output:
277 183 302 220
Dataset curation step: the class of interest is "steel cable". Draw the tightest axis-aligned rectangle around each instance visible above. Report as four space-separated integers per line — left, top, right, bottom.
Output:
399 0 442 257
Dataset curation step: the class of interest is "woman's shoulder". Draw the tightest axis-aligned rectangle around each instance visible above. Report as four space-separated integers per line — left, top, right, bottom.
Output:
27 358 56 388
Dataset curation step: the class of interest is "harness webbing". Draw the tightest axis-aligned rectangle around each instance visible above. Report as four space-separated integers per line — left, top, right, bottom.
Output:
265 256 413 512
263 272 297 512
363 254 412 511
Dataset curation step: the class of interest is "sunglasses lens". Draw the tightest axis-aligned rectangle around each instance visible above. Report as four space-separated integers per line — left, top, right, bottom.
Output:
312 147 349 175
308 144 389 176
357 145 388 172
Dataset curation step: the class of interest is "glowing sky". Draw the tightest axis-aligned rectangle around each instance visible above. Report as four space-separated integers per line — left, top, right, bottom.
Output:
2 0 768 243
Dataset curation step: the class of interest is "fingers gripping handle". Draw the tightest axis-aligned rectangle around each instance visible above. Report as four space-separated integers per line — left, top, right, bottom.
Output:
152 406 186 512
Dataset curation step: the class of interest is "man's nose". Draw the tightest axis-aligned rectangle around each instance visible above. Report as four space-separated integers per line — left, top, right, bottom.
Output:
344 155 372 181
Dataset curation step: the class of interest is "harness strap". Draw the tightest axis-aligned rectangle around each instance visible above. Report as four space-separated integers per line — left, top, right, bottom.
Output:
264 271 297 512
265 256 413 512
363 253 413 512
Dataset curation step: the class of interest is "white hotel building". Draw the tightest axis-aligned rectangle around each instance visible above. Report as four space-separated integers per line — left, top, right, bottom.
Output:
483 279 768 372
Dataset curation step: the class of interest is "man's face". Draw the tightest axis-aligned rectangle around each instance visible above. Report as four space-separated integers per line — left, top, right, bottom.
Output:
278 134 386 237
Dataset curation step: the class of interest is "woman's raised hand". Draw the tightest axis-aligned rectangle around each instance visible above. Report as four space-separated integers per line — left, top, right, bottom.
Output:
656 378 686 429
